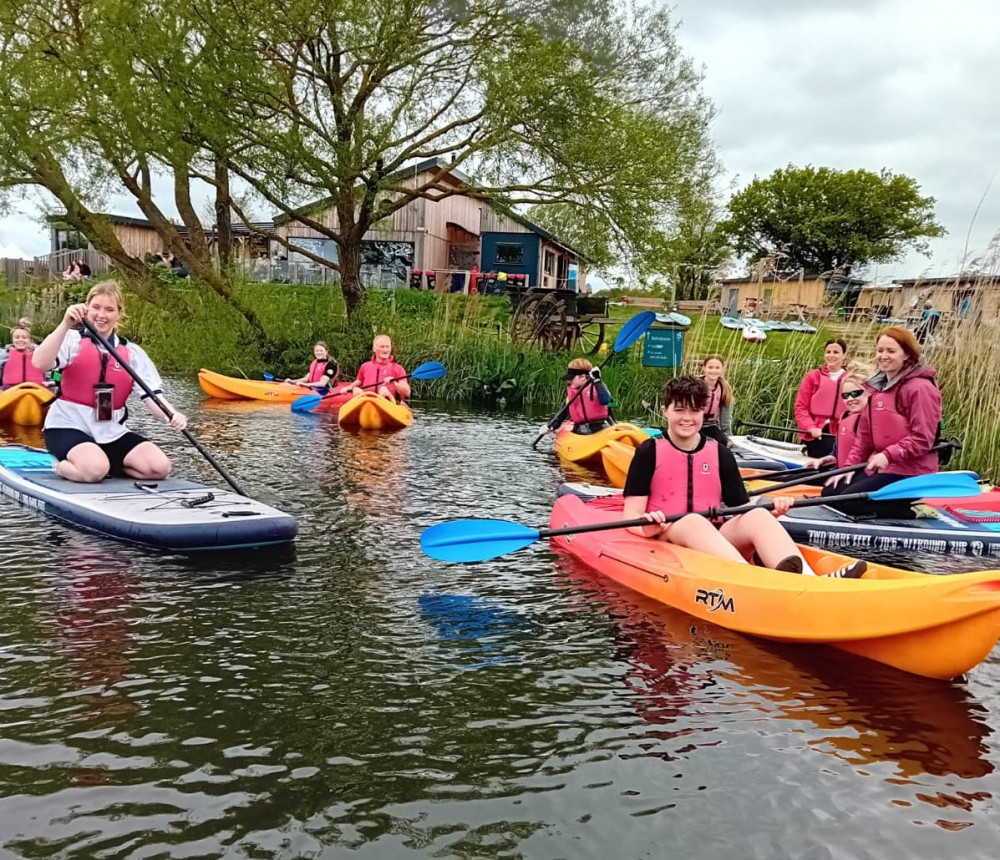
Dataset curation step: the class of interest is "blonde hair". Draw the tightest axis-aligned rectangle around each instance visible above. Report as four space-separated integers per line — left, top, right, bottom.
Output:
702 354 733 406
86 280 125 313
11 317 32 338
567 357 594 372
843 359 875 389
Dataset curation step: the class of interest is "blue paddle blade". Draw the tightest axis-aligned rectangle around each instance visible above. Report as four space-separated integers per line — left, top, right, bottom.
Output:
869 472 981 501
642 427 663 438
613 311 657 352
290 394 323 413
421 519 541 563
262 372 274 381
412 361 447 380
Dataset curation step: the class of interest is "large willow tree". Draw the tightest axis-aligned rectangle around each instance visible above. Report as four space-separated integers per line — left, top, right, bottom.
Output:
0 0 716 316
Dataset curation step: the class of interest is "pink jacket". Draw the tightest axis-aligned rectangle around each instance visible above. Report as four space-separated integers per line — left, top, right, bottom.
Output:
847 363 942 476
794 366 843 440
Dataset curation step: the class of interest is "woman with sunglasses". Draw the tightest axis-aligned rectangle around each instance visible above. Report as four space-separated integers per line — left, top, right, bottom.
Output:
793 339 848 458
821 327 942 518
803 360 874 473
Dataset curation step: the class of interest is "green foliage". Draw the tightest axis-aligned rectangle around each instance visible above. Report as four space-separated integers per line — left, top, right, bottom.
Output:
724 165 945 275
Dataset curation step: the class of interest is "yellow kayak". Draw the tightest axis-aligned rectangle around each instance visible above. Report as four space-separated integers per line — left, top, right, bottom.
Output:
551 491 1000 680
337 392 413 429
197 369 317 403
554 422 649 465
0 383 56 426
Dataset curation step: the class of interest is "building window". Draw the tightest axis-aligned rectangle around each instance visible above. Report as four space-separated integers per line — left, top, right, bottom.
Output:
496 242 524 265
543 249 555 275
55 228 88 251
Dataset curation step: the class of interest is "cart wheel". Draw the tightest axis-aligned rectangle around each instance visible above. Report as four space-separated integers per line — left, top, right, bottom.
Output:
576 320 607 355
510 293 567 351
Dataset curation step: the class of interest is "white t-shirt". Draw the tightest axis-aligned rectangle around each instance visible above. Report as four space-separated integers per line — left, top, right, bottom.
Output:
44 330 164 443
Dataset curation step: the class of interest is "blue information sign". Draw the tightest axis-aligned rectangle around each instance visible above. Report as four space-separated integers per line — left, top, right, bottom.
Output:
642 327 685 368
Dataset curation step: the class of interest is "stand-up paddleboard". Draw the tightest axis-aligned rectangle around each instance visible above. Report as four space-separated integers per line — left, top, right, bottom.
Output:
654 312 692 327
742 324 767 343
0 445 297 552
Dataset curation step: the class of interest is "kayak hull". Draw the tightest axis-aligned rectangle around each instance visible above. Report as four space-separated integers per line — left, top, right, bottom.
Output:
550 491 1000 679
337 392 413 429
0 383 55 426
554 422 649 465
311 383 357 415
0 445 297 552
197 369 317 403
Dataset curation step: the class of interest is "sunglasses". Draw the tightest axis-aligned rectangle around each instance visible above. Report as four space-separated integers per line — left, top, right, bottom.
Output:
841 389 865 400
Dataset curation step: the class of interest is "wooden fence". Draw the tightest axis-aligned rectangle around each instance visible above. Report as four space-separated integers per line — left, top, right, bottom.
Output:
1 249 113 287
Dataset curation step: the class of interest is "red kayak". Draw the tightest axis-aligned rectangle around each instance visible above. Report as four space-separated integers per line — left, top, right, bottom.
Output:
312 383 356 414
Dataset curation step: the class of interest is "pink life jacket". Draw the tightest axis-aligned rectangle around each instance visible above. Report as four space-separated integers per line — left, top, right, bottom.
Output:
808 371 842 432
704 379 723 423
1 348 47 387
647 437 723 518
566 384 609 426
307 359 329 384
867 378 939 474
59 336 133 409
836 411 862 468
357 357 407 398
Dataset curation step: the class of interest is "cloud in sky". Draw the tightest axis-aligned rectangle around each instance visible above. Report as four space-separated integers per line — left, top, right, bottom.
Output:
3 0 999 281
672 0 1000 278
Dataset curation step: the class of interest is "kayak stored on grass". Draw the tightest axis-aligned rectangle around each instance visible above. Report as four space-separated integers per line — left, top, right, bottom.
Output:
0 382 55 426
197 369 318 403
554 422 649 465
0 445 297 552
337 392 413 429
550 488 1000 680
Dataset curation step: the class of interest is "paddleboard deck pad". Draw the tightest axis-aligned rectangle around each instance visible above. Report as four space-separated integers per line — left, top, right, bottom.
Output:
0 445 297 552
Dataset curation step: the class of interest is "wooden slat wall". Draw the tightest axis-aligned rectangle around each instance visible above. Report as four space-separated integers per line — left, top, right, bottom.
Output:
479 209 532 234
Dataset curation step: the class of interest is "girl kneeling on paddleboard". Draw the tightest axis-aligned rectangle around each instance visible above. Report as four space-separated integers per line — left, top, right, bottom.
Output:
32 281 187 484
623 376 865 578
539 358 613 438
348 335 410 401
285 341 339 389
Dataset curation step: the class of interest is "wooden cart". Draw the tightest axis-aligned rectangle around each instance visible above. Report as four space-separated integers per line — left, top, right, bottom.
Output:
508 288 612 354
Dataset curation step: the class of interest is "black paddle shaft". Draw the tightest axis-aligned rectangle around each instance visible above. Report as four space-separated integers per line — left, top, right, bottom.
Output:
81 321 248 496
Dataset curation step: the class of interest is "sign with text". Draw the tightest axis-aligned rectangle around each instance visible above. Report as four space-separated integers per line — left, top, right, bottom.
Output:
642 327 685 368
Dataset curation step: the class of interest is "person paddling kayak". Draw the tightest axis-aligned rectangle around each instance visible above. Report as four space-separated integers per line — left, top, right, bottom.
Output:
538 357 613 438
1 319 49 389
794 338 848 458
623 376 866 578
285 341 339 389
31 281 188 484
347 335 410 401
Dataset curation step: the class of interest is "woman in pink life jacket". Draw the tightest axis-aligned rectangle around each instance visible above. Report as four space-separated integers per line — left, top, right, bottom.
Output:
31 281 188 484
822 326 942 519
284 341 339 389
1 319 48 388
622 376 866 578
348 334 410 401
802 360 875 473
539 357 613 437
794 339 848 458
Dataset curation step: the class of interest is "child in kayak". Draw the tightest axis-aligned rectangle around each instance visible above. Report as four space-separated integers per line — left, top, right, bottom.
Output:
539 357 613 437
285 341 339 389
348 335 410 401
700 354 733 446
803 360 875 474
1 319 49 389
623 376 866 578
794 338 848 458
32 281 188 484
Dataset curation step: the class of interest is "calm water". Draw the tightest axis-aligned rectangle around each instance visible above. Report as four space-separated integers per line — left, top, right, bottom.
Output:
1 380 998 859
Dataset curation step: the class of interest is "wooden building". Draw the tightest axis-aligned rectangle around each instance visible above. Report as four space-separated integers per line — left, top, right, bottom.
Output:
717 275 827 315
856 274 1000 320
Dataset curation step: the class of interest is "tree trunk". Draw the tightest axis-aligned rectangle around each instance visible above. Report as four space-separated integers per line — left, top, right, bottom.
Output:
215 159 233 271
340 238 365 316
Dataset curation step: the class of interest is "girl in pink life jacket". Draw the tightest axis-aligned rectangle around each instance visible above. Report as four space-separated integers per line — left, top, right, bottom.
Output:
794 339 847 459
285 341 339 389
622 376 866 578
700 354 734 447
803 360 875 473
539 357 612 437
823 326 942 519
31 281 188 485
1 320 48 388
348 334 410 401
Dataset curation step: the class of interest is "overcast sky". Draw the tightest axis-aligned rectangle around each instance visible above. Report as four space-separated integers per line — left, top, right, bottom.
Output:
2 0 999 281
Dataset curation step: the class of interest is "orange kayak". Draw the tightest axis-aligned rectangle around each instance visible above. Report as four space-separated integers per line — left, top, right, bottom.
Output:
0 383 56 426
197 369 317 403
550 491 1000 680
337 392 413 429
554 422 649 464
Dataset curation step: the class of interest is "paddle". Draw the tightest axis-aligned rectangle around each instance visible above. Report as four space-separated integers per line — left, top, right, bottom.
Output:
420 472 981 562
80 320 248 496
262 372 275 381
737 421 834 439
531 310 657 449
290 361 447 413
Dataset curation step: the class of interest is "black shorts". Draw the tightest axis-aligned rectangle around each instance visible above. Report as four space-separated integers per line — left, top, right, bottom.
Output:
44 428 149 477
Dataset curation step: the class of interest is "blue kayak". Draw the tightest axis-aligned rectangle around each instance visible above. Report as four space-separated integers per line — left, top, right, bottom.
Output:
0 445 297 552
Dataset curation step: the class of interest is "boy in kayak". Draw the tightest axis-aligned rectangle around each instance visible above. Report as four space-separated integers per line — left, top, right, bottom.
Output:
348 335 410 401
622 376 866 578
32 281 188 483
539 357 613 438
284 341 339 390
